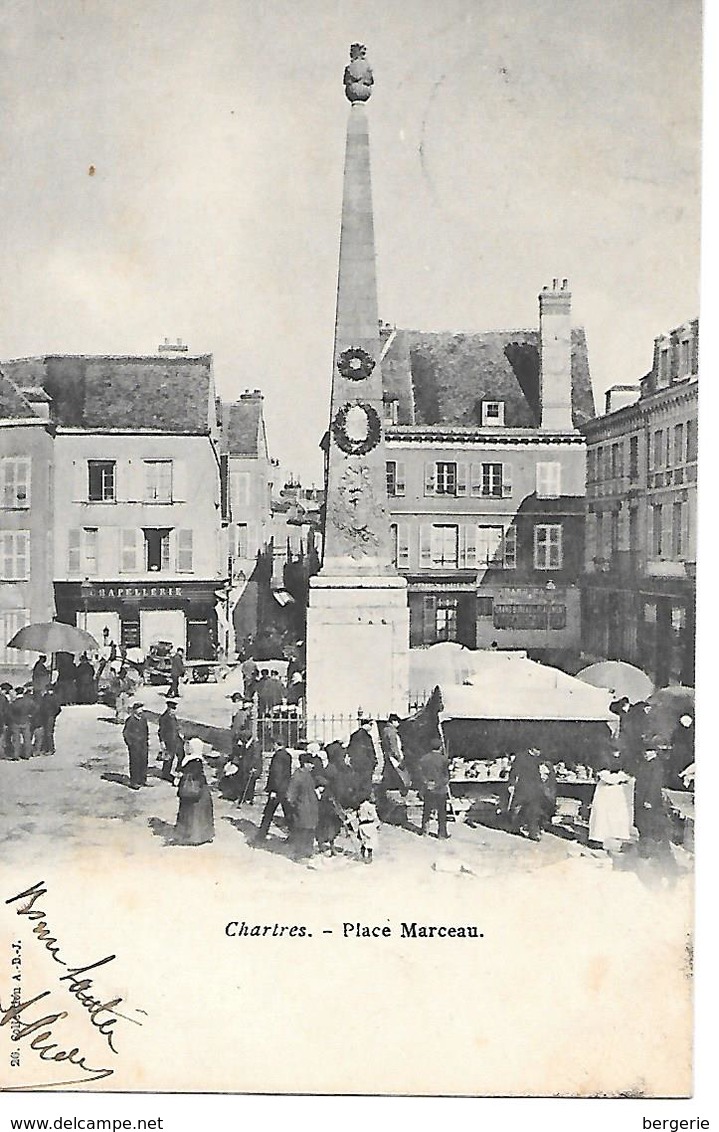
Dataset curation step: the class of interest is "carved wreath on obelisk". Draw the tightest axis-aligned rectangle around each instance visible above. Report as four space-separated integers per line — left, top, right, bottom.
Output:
332 402 382 456
328 462 382 553
343 43 374 103
337 346 375 381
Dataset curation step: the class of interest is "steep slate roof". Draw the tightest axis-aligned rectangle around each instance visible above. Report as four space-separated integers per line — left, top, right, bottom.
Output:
381 327 595 429
0 355 214 432
0 370 38 420
223 396 263 457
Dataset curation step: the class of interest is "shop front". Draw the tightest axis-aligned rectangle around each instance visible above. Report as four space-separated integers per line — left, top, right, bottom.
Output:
54 580 222 660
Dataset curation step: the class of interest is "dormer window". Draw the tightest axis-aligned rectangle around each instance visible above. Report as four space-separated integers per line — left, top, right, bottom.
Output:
679 338 691 378
658 347 671 387
482 401 505 427
383 398 399 425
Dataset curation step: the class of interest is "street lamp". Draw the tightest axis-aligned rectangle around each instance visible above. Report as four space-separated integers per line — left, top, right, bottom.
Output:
80 578 91 632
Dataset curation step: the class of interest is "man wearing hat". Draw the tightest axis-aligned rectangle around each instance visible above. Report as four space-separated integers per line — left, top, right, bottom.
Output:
0 683 13 759
159 698 184 782
507 747 547 840
123 702 149 789
347 715 378 797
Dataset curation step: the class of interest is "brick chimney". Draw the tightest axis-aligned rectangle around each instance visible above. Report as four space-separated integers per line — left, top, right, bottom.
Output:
539 278 574 431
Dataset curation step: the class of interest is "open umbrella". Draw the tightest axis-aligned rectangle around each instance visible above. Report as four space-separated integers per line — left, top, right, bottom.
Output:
645 686 695 747
576 660 654 704
6 620 99 654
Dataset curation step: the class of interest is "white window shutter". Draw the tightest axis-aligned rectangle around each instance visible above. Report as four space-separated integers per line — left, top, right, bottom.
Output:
502 463 513 497
173 459 188 502
120 529 140 573
72 459 87 502
460 524 477 568
419 524 432 565
424 463 436 497
96 527 116 577
397 523 410 568
470 463 483 496
395 462 406 497
68 530 81 575
553 463 562 497
177 529 194 572
456 463 468 497
503 526 517 568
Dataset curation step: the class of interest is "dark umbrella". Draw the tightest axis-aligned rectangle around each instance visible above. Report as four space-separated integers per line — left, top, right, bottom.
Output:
644 686 695 747
6 621 99 654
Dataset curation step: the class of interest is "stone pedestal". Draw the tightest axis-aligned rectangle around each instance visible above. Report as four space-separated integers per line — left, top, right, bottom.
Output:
306 573 409 721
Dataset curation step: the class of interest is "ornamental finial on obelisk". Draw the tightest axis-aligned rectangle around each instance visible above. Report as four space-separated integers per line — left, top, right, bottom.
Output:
343 43 374 102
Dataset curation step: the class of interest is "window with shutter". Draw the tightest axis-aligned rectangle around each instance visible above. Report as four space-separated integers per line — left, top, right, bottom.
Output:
88 461 116 502
430 525 459 567
536 462 561 498
0 609 30 664
386 461 406 497
0 458 31 508
145 460 173 502
502 526 517 569
435 462 457 496
501 463 513 497
177 530 194 573
0 531 30 580
476 526 504 567
424 463 436 496
534 524 562 570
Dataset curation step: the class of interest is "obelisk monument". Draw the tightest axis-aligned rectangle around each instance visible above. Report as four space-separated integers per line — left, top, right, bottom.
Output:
306 45 409 721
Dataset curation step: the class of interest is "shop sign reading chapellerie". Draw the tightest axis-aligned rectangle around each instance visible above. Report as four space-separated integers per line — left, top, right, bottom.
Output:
83 585 185 599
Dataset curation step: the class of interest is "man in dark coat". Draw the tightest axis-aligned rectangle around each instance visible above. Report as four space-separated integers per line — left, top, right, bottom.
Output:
380 714 410 794
347 717 377 796
0 683 12 758
9 686 35 759
235 735 263 804
230 695 253 755
75 654 97 704
256 746 293 840
285 752 319 859
418 742 451 838
34 687 62 755
508 747 547 840
634 748 672 857
158 700 184 781
123 702 149 789
168 648 185 698
32 655 51 695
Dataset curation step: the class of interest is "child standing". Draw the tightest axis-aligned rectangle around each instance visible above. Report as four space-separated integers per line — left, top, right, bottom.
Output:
357 794 380 864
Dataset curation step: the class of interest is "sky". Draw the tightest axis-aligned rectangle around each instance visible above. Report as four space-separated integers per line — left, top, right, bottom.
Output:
0 0 703 484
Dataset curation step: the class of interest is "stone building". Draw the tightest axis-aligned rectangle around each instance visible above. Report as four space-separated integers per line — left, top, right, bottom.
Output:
382 281 594 669
221 390 274 649
1 353 231 660
0 373 55 681
581 319 698 687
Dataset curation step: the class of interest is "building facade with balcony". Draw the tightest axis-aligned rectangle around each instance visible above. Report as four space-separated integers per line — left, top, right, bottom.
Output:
0 373 55 681
2 354 230 660
382 281 595 665
581 318 698 686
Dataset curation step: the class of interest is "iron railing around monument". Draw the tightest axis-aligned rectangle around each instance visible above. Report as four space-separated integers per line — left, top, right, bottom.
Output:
252 696 429 753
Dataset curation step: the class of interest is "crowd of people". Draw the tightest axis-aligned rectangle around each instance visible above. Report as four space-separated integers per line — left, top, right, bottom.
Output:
0 656 62 759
